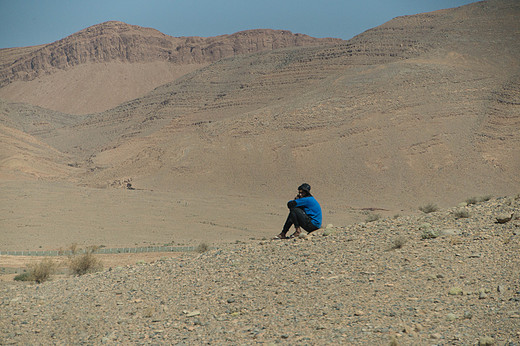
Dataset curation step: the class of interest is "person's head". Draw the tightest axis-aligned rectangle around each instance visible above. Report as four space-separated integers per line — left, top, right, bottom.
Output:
298 183 311 197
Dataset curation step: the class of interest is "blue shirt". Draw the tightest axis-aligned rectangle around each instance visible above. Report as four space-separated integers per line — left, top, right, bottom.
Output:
290 196 322 228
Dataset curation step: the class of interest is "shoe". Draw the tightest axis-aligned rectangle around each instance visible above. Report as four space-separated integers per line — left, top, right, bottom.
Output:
289 230 301 239
273 233 287 239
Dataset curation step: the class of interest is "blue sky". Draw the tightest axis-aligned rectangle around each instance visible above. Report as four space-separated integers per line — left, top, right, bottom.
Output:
0 0 478 49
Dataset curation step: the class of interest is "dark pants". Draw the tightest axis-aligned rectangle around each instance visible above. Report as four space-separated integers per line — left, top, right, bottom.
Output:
282 207 319 236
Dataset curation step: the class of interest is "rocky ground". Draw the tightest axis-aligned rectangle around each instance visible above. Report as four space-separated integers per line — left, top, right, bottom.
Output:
1 195 519 345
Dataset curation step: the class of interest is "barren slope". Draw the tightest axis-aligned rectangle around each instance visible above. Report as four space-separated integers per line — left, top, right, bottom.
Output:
1 196 518 345
0 99 85 180
0 124 80 180
44 0 519 210
0 22 343 114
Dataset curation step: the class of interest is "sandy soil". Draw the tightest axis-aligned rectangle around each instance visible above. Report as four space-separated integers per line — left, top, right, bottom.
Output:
0 180 370 251
0 62 207 114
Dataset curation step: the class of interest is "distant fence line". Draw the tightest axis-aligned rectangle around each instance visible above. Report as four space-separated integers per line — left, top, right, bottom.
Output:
0 246 198 257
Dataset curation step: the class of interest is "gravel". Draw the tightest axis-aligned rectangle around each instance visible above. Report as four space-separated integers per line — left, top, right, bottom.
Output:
1 196 519 345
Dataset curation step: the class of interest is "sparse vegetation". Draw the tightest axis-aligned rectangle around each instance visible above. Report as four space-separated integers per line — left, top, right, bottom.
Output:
453 209 471 219
465 196 478 205
365 213 381 223
419 203 439 214
196 242 210 253
390 236 407 250
466 195 492 205
68 246 103 276
30 259 58 283
13 272 33 282
15 258 58 283
479 195 492 202
70 243 80 254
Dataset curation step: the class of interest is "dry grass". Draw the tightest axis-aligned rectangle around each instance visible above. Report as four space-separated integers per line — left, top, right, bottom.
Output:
453 209 471 219
390 236 407 250
68 246 103 276
365 213 381 223
466 195 492 205
419 203 439 214
196 243 210 253
15 258 58 283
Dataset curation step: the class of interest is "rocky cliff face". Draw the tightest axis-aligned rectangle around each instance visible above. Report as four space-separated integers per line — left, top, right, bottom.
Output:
0 21 344 86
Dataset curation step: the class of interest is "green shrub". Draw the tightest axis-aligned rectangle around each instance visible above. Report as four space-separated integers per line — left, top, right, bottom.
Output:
14 271 32 282
419 203 439 213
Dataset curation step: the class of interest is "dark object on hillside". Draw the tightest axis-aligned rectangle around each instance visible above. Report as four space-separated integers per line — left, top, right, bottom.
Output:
495 213 514 224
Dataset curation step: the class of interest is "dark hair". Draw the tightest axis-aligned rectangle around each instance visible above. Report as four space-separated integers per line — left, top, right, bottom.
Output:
298 183 311 193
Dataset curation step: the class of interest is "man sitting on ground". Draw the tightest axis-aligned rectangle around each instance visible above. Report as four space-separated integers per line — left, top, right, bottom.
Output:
275 183 322 239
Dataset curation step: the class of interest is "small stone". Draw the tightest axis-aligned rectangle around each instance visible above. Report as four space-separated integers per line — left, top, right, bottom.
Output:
323 229 334 236
446 313 457 321
354 310 365 316
448 287 463 295
227 298 235 303
463 311 473 319
183 310 201 317
430 333 442 339
440 228 461 236
479 336 495 345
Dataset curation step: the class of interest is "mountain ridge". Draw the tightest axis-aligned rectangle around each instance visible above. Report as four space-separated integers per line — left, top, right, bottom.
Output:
0 21 344 87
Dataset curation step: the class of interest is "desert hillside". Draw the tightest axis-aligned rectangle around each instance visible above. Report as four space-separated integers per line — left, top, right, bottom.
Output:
0 22 343 114
33 0 517 208
1 196 518 344
0 2 519 343
0 0 518 249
